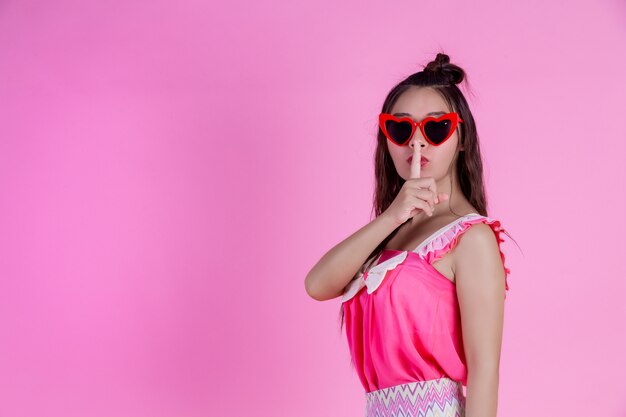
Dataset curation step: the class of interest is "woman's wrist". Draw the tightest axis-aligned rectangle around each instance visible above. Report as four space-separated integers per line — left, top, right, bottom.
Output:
374 212 402 233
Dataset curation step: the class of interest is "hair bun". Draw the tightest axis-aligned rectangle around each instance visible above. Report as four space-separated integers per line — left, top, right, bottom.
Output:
423 53 464 85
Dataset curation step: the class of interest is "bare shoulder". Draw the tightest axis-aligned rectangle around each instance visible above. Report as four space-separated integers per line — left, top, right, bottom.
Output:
458 222 498 245
452 223 500 265
451 222 502 271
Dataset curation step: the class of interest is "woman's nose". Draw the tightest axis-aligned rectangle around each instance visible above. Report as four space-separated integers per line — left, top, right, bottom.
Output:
409 131 428 148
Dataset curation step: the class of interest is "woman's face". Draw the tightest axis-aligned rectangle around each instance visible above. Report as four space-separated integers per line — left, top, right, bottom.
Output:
387 86 463 181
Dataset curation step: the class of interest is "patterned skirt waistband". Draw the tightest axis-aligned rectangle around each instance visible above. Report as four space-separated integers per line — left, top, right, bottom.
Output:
364 377 466 417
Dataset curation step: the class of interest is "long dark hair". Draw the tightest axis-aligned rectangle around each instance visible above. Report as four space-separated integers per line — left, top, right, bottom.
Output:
338 51 517 334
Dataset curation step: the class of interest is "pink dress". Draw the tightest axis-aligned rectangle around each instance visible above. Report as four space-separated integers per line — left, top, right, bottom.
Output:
341 213 511 396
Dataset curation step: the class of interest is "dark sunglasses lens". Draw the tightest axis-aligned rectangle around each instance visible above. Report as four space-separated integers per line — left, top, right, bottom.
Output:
424 119 453 144
385 120 412 144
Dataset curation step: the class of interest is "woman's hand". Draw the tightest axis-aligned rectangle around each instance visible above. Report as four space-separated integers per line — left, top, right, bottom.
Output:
381 145 449 226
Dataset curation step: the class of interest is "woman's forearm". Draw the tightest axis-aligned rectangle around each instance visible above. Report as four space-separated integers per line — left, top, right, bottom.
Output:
304 213 400 301
464 367 499 417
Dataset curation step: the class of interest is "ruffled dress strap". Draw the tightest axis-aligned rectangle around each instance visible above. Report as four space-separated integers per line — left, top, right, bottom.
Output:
414 213 512 296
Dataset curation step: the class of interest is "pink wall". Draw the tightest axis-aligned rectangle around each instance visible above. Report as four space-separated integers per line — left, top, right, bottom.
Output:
1 0 625 416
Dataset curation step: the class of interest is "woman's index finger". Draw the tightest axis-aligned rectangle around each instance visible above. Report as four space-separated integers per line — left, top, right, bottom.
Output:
410 145 421 179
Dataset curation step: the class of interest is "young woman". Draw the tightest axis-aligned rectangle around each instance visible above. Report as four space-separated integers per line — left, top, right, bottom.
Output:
305 52 516 417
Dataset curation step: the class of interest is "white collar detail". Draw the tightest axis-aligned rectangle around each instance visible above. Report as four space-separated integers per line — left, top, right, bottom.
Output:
340 250 408 303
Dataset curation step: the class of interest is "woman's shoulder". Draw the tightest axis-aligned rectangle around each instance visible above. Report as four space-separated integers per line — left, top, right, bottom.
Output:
449 214 512 293
453 213 508 249
454 220 500 246
421 211 510 273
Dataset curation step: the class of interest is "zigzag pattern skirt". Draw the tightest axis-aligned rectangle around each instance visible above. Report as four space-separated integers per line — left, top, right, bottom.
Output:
364 377 466 417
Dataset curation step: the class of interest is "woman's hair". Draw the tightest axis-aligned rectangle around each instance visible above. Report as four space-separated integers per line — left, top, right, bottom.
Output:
338 51 515 335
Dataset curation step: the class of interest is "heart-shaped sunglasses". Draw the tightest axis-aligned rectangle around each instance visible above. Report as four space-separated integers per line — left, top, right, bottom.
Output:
379 112 464 146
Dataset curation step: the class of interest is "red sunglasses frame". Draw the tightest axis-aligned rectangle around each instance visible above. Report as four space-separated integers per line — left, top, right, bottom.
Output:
379 112 464 146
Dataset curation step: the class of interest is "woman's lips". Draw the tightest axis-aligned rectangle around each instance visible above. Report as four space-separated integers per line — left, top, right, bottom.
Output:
407 156 429 166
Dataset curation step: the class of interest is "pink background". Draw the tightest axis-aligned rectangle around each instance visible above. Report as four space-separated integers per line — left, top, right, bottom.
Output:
1 0 625 416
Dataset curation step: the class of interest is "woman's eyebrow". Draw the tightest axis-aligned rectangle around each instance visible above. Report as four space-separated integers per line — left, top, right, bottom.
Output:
393 111 447 117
